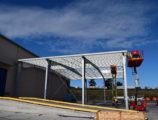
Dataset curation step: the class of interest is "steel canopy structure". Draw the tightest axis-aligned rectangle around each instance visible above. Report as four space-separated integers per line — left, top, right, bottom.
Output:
17 50 129 109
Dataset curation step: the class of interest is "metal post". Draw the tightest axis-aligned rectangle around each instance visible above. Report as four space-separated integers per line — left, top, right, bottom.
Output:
123 55 129 109
44 60 51 99
82 57 86 104
15 62 23 97
85 79 87 104
103 79 106 103
135 73 139 105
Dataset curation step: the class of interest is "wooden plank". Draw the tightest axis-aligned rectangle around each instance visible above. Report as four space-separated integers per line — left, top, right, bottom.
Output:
121 112 146 120
96 111 146 120
96 111 121 120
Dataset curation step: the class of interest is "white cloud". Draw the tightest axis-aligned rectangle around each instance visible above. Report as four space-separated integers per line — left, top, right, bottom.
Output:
0 0 157 53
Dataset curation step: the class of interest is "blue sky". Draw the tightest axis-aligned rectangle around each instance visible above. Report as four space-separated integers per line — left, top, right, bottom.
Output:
0 0 158 88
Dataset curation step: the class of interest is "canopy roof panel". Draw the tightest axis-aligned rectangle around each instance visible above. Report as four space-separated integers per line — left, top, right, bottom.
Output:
19 50 127 80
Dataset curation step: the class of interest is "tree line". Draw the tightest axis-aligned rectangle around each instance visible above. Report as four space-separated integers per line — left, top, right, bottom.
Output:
89 79 123 89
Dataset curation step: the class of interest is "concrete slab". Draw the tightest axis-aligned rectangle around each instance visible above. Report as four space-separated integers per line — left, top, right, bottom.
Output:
147 102 158 120
1 99 157 120
0 99 95 120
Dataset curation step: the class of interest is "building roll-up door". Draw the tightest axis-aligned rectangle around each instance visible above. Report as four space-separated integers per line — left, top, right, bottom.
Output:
0 68 7 96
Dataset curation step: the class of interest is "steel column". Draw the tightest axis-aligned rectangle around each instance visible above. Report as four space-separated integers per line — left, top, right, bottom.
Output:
82 57 86 104
123 55 129 109
103 79 106 103
44 60 51 99
15 61 23 97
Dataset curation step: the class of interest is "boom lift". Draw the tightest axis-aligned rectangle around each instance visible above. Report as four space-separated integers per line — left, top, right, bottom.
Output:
127 50 147 111
110 65 118 107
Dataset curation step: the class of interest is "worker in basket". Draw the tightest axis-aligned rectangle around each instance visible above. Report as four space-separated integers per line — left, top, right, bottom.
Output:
127 50 140 59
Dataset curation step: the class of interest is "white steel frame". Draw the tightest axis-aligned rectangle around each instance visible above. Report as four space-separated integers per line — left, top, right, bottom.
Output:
18 50 129 109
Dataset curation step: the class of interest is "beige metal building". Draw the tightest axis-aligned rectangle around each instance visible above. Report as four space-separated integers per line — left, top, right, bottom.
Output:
0 35 69 100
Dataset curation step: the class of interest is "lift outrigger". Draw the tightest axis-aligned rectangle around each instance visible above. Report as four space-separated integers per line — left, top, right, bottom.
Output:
127 50 147 111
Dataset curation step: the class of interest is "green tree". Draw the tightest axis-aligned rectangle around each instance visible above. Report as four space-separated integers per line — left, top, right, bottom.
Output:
117 81 123 86
144 86 149 90
89 79 96 86
104 79 123 89
104 79 112 89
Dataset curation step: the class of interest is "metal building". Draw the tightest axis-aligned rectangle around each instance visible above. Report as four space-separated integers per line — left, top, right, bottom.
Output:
0 35 69 100
18 50 129 109
0 34 129 109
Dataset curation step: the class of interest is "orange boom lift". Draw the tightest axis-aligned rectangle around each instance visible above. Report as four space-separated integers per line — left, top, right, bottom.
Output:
127 50 147 111
110 65 118 107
